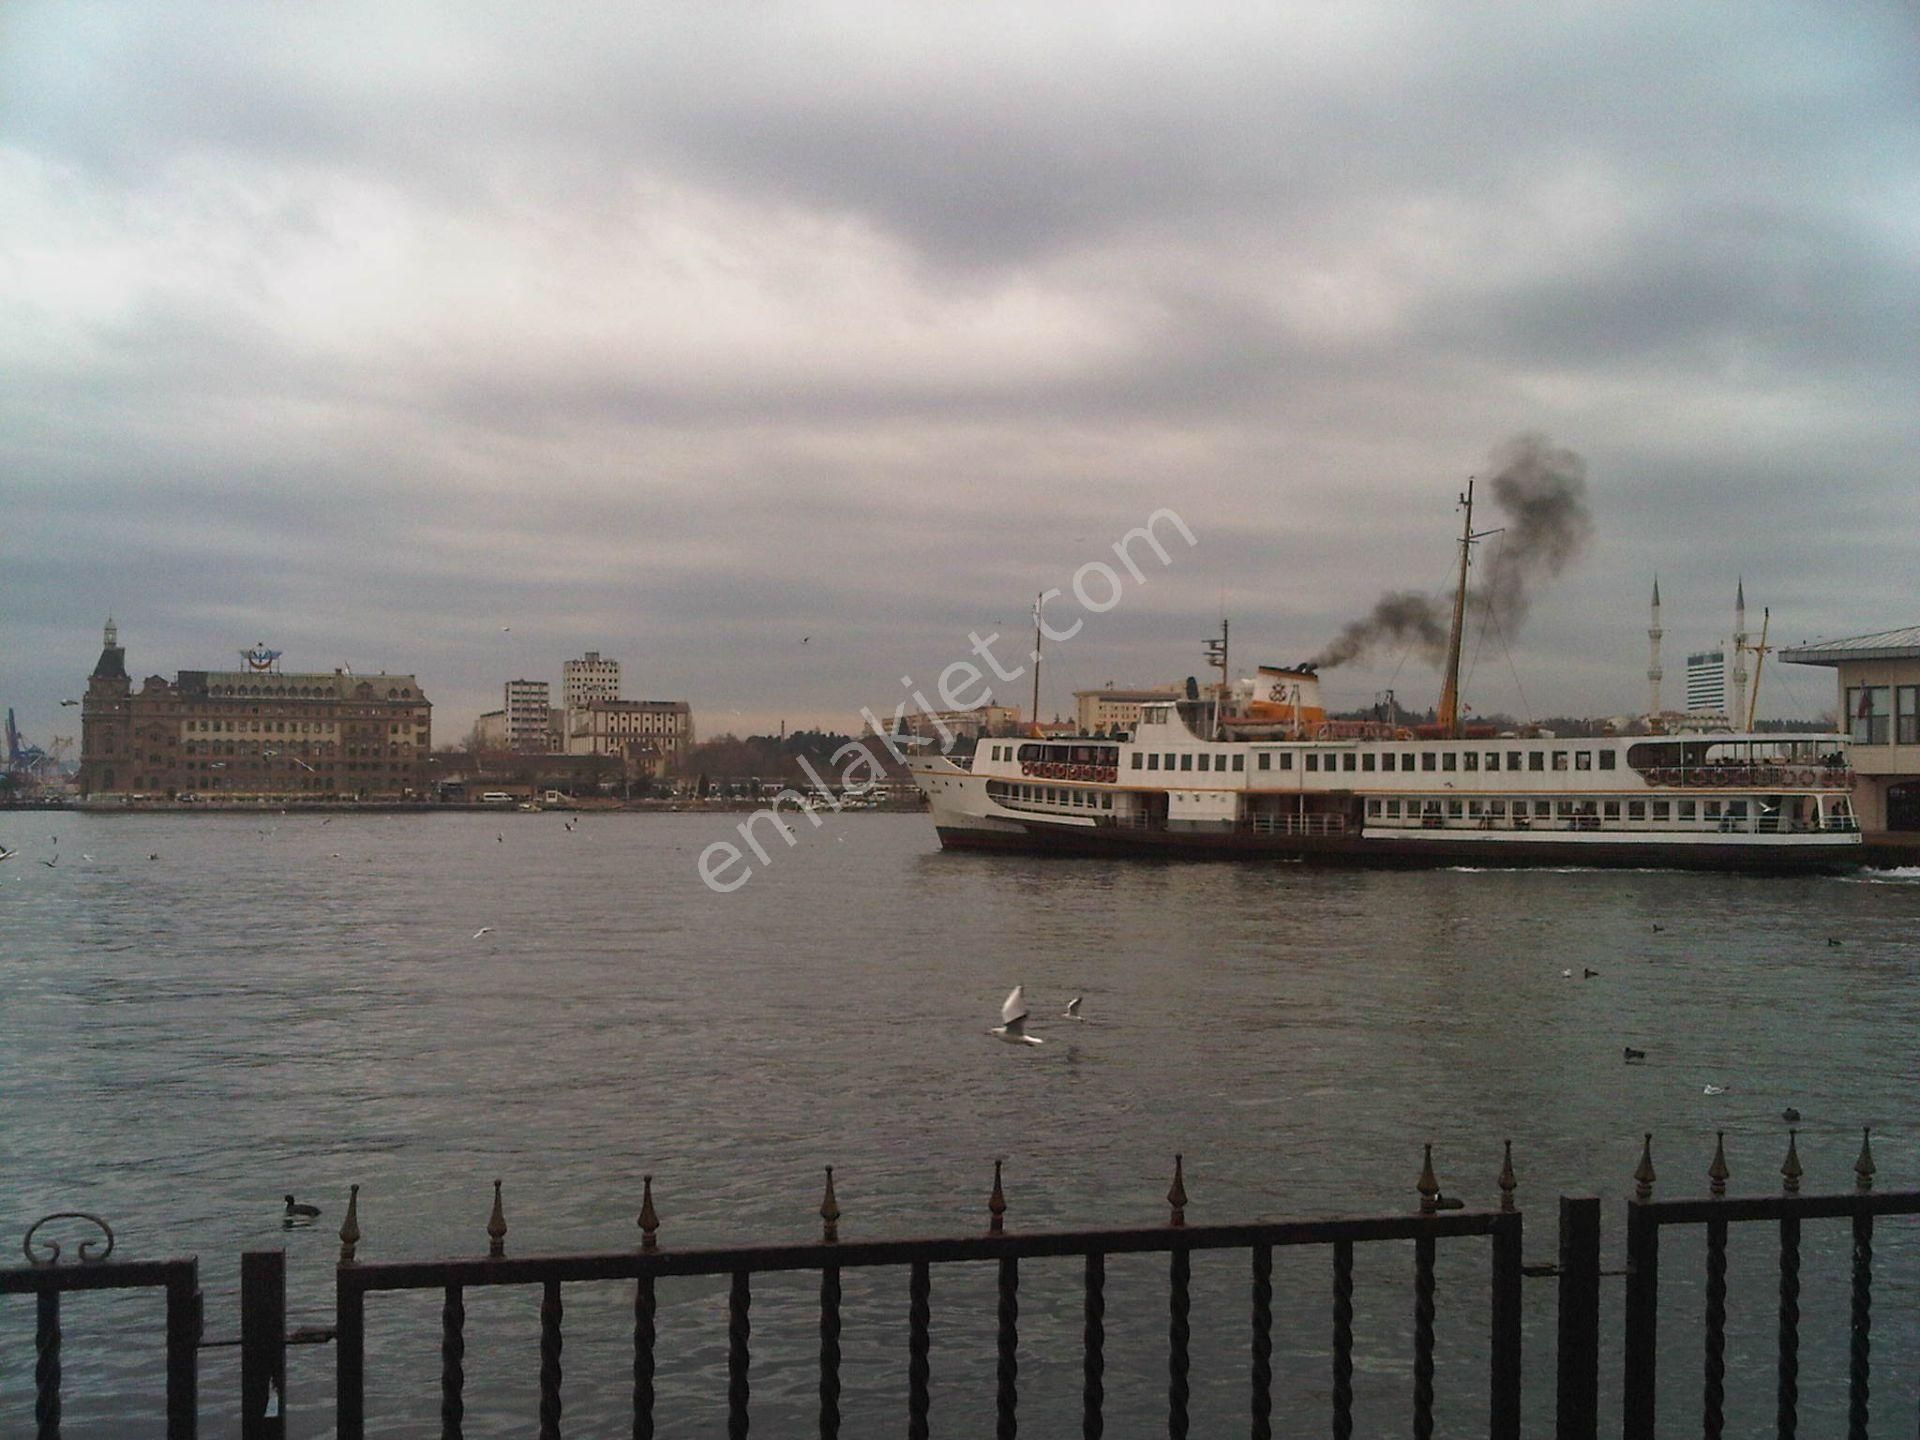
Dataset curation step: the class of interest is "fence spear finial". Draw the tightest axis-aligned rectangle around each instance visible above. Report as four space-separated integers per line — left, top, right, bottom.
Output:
820 1166 840 1244
338 1183 361 1264
1709 1132 1729 1198
1497 1140 1517 1213
1167 1154 1188 1227
1780 1130 1803 1196
1633 1133 1656 1201
1854 1127 1875 1193
487 1178 508 1258
638 1175 660 1252
988 1159 1007 1235
1417 1143 1440 1214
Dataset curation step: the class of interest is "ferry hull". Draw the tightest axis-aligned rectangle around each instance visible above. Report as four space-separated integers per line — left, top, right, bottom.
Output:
931 821 1862 875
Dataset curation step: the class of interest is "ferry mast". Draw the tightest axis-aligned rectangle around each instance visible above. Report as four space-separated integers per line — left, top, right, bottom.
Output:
1436 480 1503 738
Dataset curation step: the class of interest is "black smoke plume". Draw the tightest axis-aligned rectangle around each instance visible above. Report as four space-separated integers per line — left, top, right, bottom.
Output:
1311 433 1593 669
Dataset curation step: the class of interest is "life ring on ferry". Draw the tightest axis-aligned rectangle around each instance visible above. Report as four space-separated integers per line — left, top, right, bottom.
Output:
1020 762 1033 776
1103 767 1117 783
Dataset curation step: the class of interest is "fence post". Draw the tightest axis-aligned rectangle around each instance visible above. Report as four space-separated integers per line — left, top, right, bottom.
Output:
1556 1197 1600 1440
166 1259 202 1440
240 1250 286 1439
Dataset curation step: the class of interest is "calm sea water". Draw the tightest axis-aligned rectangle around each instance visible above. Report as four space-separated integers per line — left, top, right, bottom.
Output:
2 810 1917 1437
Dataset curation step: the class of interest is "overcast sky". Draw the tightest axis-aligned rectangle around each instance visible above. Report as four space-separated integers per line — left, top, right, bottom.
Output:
4 3 1915 747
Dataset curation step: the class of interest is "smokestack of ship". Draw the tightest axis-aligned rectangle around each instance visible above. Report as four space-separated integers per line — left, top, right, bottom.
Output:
1311 433 1594 669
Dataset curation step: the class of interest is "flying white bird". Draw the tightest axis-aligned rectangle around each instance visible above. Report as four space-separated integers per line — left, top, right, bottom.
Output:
990 986 1044 1045
473 927 495 939
1703 1084 1729 1096
1063 996 1084 1020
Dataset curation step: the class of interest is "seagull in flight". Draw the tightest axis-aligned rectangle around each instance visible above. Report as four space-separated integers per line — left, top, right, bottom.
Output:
1703 1084 1729 1096
0 845 14 863
1063 996 1084 1020
41 855 57 868
472 926 495 939
990 986 1044 1045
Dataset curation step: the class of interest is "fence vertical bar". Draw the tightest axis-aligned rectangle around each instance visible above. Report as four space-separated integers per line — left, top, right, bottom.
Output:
1251 1242 1273 1440
1777 1214 1800 1439
1700 1212 1727 1439
819 1263 841 1440
1847 1210 1871 1440
1623 1134 1659 1440
337 1272 366 1440
633 1274 656 1440
1413 1231 1436 1440
1489 1211 1522 1440
1083 1251 1105 1439
1332 1239 1354 1440
727 1270 751 1440
907 1259 931 1440
442 1285 466 1440
165 1261 201 1440
1168 1243 1191 1439
996 1255 1019 1440
539 1279 563 1440
35 1288 60 1440
1555 1197 1600 1440
240 1250 287 1440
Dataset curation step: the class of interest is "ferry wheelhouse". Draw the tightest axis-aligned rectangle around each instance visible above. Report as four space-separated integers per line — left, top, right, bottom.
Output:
910 487 1861 873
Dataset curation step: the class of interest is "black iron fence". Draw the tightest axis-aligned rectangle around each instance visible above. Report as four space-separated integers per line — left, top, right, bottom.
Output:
4 1134 1915 1437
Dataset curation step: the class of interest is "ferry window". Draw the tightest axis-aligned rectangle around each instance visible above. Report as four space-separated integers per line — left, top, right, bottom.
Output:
1164 753 1175 769
1678 801 1696 820
1627 801 1644 820
1180 754 1193 772
1899 687 1919 745
1847 686 1891 745
1367 799 1381 817
1534 801 1551 817
1386 800 1401 817
1529 751 1545 771
1599 750 1617 771
1555 801 1573 817
1342 754 1356 772
1380 753 1394 772
1575 751 1592 771
1728 801 1747 818
1652 801 1669 820
1421 753 1437 772
1704 801 1721 818
1257 753 1270 770
1306 754 1319 771
1232 755 1244 771
1504 752 1519 771
1446 801 1462 818
1101 794 1112 809
1132 754 1143 769
1463 753 1478 772
1490 800 1506 816
1147 754 1160 770
1280 753 1293 769
1442 753 1457 771
1603 801 1620 820
1552 751 1569 771
1362 754 1376 772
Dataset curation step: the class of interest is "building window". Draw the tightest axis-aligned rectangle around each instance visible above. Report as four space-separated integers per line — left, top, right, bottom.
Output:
1848 686 1891 745
1898 686 1919 745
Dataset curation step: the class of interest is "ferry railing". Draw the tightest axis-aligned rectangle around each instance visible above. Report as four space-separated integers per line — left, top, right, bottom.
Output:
1245 813 1347 836
1619 1129 1918 1440
332 1152 1526 1440
0 1214 203 1438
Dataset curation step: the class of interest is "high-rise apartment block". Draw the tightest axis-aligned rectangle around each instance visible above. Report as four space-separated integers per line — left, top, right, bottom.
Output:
504 679 553 752
563 651 621 710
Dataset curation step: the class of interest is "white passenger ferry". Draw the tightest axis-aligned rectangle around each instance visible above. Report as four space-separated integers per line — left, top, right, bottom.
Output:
910 491 1861 873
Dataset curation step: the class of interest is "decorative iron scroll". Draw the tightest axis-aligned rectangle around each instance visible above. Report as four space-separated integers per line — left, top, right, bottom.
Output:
22 1213 115 1267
